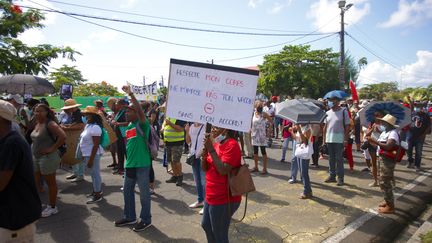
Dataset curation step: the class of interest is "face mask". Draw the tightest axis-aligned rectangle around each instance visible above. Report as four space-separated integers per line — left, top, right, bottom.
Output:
256 107 263 113
328 101 334 108
82 116 87 124
214 134 226 143
378 125 386 132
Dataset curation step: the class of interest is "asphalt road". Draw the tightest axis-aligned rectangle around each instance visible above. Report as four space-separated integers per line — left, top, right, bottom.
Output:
35 136 432 242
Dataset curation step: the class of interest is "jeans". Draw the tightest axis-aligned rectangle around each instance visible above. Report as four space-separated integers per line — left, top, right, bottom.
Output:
327 143 345 181
192 158 206 203
84 155 102 192
123 167 152 224
281 137 293 161
296 157 312 195
407 139 424 167
201 202 240 243
72 160 85 177
290 140 300 180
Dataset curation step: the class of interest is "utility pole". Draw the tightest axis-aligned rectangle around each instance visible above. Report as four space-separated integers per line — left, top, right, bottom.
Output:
338 1 353 90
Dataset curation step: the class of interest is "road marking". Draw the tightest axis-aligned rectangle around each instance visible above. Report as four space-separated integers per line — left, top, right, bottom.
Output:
323 170 432 243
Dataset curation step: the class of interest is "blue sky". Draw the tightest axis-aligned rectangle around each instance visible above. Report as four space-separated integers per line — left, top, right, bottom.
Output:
17 0 432 89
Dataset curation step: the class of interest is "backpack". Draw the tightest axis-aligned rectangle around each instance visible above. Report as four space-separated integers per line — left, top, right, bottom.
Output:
136 122 159 160
46 121 67 158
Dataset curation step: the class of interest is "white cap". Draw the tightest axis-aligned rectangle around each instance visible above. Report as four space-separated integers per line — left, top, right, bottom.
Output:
5 94 24 105
0 100 17 121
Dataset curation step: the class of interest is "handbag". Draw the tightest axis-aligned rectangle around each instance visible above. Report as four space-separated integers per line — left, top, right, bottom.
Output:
229 164 256 196
294 143 313 160
378 132 406 162
186 125 204 166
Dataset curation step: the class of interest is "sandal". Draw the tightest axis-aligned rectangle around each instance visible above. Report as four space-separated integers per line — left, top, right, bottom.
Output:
378 201 387 207
300 193 313 199
249 167 259 173
378 205 395 214
260 170 268 175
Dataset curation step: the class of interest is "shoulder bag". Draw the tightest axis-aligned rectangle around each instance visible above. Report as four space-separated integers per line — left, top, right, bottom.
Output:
186 125 204 166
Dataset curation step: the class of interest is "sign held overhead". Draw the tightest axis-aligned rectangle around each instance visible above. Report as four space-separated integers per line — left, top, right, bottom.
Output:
166 59 259 132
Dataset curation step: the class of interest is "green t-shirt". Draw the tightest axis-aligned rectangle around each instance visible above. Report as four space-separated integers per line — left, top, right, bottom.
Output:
125 120 151 168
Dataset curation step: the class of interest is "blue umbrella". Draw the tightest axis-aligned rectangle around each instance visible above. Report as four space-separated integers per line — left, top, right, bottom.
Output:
323 90 349 100
358 101 411 128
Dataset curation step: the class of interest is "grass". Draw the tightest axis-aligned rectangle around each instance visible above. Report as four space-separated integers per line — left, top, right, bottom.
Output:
421 231 432 243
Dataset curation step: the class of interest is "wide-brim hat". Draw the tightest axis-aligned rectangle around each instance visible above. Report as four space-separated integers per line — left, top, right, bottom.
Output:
94 99 104 105
0 100 17 121
5 94 24 105
106 97 118 108
376 114 399 128
61 99 81 110
81 106 100 115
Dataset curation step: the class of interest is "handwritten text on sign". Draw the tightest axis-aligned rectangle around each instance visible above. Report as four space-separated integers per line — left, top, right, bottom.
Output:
166 59 259 132
130 82 158 101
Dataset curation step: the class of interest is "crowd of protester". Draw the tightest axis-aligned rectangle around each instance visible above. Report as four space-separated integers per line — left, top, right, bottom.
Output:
1 89 431 242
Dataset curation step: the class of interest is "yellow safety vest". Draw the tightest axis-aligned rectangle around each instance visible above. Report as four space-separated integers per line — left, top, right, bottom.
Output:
163 118 184 142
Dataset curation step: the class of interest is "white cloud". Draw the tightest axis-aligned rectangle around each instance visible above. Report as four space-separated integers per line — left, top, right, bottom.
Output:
307 0 371 33
267 0 293 14
89 31 119 42
379 0 432 28
18 29 45 45
120 0 139 9
248 0 265 8
358 50 432 87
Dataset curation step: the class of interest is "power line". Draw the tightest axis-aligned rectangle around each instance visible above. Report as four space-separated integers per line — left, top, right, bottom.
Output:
45 0 318 33
21 5 337 37
216 33 338 63
346 32 431 80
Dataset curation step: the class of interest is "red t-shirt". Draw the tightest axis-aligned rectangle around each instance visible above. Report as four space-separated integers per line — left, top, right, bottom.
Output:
205 138 242 205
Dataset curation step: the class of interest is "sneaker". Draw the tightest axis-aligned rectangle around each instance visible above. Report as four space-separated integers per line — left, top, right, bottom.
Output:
86 194 103 204
199 208 204 215
132 221 152 232
280 159 286 163
415 166 421 172
165 176 177 183
369 181 379 187
149 188 155 195
288 178 297 184
114 218 137 227
41 206 58 218
176 175 183 186
407 163 414 168
189 201 204 208
107 163 117 168
70 176 84 182
66 174 77 180
337 180 344 186
324 177 336 183
361 168 370 172
86 192 95 198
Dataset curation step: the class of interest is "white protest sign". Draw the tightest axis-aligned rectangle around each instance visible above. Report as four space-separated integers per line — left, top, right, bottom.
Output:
129 82 158 101
166 59 259 132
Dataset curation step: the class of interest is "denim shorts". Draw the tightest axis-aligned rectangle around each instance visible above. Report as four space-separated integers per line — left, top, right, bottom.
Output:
33 152 60 175
166 145 183 163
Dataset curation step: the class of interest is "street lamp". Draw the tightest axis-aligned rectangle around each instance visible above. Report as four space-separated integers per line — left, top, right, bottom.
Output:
338 0 353 90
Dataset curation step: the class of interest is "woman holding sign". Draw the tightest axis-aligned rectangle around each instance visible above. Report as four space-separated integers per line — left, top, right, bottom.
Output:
250 101 273 174
201 126 242 243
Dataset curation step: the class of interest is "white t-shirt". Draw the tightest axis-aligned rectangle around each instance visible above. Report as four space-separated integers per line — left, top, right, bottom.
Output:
79 124 103 157
377 129 400 155
188 124 205 157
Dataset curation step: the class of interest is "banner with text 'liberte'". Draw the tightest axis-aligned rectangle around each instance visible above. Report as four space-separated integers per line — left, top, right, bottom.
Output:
166 59 259 132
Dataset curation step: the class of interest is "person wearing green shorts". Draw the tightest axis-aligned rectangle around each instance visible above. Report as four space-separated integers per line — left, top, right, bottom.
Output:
31 104 66 218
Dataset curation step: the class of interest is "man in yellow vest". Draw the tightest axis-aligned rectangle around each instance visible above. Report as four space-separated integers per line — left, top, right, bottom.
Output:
163 117 187 186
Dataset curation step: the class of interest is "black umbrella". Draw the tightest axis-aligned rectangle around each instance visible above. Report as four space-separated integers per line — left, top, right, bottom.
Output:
275 99 326 124
0 74 54 95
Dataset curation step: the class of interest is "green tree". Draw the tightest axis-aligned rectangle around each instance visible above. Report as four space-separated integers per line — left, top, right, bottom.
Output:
358 81 399 100
74 81 121 96
0 0 79 75
48 65 87 92
258 45 340 98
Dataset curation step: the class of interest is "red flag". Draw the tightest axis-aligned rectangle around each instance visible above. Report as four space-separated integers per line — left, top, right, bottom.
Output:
349 78 359 102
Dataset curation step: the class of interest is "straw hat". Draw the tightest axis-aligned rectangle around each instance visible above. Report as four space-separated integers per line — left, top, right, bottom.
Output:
61 99 81 110
0 100 17 121
376 114 399 128
94 99 104 105
81 106 100 115
5 94 24 105
106 97 118 108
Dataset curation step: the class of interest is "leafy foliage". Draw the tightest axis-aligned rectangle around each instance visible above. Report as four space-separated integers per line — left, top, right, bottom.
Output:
258 45 340 99
0 0 79 75
74 81 121 97
48 65 87 92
